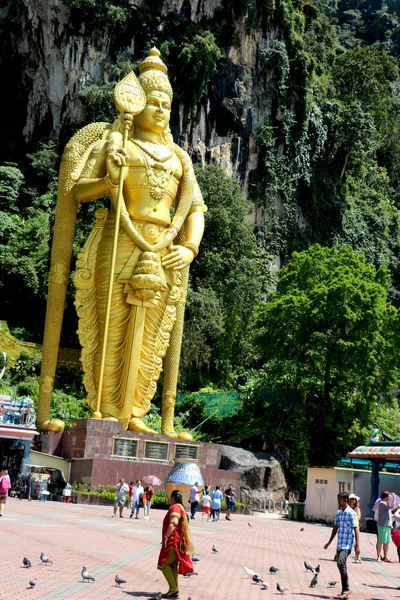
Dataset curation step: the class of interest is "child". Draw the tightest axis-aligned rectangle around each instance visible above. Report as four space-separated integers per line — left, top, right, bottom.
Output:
202 489 211 521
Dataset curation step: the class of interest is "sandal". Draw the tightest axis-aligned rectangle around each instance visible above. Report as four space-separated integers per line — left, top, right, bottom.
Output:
383 558 392 563
162 593 179 598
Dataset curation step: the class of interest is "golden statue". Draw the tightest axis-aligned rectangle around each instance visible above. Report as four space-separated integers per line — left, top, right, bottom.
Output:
37 48 206 438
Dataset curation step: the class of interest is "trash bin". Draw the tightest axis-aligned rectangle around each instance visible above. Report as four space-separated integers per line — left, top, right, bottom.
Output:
288 502 305 520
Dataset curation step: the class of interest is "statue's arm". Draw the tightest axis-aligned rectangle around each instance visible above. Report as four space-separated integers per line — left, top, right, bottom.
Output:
184 210 205 248
74 134 131 204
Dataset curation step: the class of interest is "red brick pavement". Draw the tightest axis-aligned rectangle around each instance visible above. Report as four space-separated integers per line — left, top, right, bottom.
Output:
0 498 399 599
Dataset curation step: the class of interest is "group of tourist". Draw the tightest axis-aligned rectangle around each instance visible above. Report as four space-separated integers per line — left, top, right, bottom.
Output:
112 478 154 519
189 482 236 522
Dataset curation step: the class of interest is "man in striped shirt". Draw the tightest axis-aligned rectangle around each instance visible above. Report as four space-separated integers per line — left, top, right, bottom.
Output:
324 492 360 600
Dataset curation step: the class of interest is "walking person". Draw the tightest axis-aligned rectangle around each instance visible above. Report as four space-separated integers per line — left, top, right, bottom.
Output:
201 488 211 521
211 485 223 522
376 490 396 562
189 481 201 520
112 478 129 518
224 483 236 521
130 479 144 519
157 489 194 598
348 494 362 562
0 470 11 517
143 484 154 519
324 491 360 600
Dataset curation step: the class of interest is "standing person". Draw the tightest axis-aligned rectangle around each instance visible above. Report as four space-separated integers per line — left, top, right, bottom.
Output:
201 489 211 521
224 483 236 521
324 491 360 600
376 490 396 562
128 481 134 510
158 489 194 598
391 507 400 562
144 485 154 519
189 482 201 520
27 473 35 501
130 479 144 519
211 485 223 522
348 494 362 562
0 470 11 517
112 478 129 518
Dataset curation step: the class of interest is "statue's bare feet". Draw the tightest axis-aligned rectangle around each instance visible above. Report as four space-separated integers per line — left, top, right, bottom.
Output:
128 417 157 434
40 419 65 432
162 429 193 441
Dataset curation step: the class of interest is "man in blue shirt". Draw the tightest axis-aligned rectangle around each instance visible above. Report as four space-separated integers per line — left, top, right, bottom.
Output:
324 492 360 600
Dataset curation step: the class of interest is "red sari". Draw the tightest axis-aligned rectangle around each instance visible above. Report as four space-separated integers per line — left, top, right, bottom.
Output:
157 503 194 575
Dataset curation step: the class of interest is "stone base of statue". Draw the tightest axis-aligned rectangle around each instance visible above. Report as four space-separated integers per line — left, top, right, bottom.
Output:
38 419 287 506
39 419 238 492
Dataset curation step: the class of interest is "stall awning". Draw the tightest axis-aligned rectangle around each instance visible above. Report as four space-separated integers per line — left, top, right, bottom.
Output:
347 445 400 460
0 425 38 441
341 457 400 469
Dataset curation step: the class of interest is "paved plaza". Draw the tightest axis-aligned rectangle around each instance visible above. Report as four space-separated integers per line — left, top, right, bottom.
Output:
0 498 399 599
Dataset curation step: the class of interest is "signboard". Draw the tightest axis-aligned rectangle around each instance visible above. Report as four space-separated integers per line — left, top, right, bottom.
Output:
175 444 199 461
144 441 169 461
112 438 138 458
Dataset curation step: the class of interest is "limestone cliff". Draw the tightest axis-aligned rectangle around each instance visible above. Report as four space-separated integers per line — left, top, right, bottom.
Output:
0 0 279 190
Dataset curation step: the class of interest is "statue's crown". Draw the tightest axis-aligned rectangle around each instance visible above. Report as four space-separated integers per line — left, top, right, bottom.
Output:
138 47 173 101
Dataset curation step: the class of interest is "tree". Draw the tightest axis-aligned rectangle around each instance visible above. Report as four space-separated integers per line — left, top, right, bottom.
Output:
252 244 399 467
180 165 271 387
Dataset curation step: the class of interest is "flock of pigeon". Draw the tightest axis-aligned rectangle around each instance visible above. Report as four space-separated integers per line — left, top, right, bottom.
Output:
20 522 337 597
22 554 126 590
242 558 338 594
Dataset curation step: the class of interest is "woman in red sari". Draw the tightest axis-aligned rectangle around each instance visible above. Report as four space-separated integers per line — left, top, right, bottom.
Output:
158 489 194 598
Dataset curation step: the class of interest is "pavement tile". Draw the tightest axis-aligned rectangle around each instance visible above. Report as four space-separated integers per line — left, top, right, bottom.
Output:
0 498 399 599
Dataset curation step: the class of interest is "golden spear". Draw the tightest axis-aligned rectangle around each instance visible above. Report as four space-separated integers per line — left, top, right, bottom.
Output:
92 72 145 419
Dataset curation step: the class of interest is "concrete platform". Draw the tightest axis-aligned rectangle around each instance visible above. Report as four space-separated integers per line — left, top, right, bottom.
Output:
0 498 398 599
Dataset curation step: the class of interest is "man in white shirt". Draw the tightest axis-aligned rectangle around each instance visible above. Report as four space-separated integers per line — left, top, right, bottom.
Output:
130 479 144 519
113 478 129 518
189 482 202 520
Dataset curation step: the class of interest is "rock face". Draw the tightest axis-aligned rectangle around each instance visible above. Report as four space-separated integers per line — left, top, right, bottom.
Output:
0 0 279 191
219 444 287 503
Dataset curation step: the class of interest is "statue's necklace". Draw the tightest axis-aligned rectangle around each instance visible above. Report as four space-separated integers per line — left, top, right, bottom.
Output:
133 139 173 163
133 141 175 202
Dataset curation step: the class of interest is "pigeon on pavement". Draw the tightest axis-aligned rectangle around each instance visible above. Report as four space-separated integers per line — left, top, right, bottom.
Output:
310 574 318 588
300 527 304 531
28 578 36 589
81 566 95 582
252 575 269 589
248 522 254 527
315 564 320 574
23 557 31 568
192 556 199 563
149 594 162 600
244 566 258 578
115 575 126 587
269 566 279 574
40 553 52 565
212 545 218 553
304 561 314 572
276 582 288 594
328 581 338 588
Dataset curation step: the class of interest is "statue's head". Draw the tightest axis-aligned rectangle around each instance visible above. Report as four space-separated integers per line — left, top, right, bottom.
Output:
135 48 173 139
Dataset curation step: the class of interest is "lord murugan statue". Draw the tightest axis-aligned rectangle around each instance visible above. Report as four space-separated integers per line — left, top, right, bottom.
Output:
37 48 206 439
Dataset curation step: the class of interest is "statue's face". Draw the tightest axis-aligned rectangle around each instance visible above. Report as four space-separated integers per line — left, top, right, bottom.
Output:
135 90 171 134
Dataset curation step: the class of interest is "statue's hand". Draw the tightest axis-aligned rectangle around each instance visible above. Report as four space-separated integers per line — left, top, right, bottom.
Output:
106 148 130 185
162 245 194 270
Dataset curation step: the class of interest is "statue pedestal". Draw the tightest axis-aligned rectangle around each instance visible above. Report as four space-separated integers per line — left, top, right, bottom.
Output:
39 419 240 493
